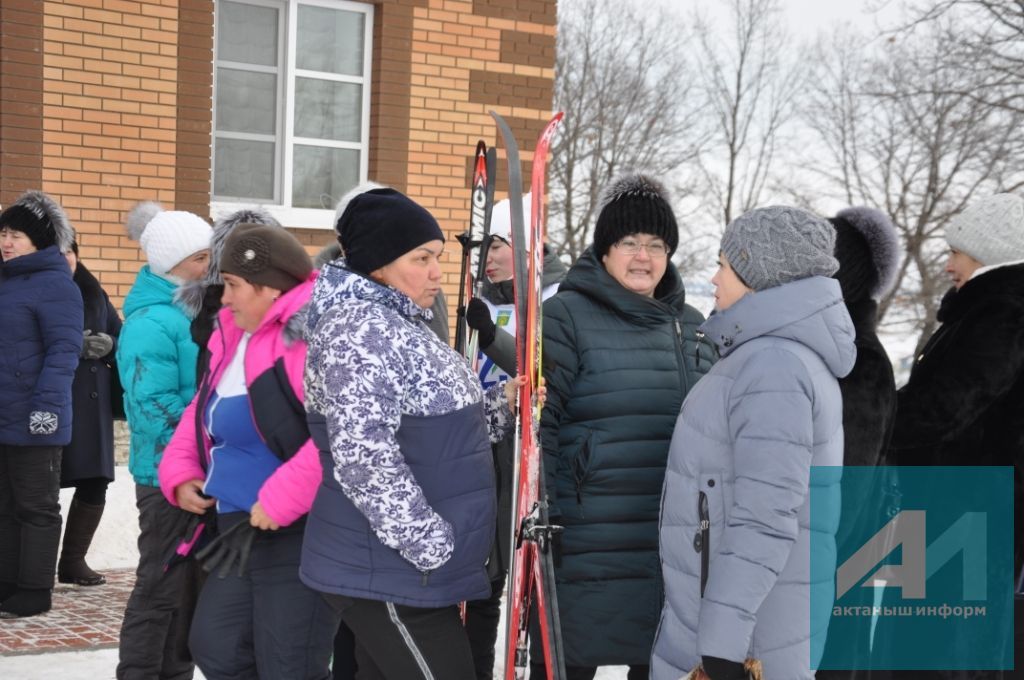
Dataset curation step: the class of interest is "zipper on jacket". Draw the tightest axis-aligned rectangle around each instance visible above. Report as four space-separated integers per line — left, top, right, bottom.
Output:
673 319 690 394
694 490 710 598
573 439 590 514
695 329 705 367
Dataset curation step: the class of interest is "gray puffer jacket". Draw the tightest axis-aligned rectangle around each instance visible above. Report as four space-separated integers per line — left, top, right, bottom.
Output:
651 276 855 680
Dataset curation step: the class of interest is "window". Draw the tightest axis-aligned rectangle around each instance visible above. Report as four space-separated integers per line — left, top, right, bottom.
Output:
211 0 373 228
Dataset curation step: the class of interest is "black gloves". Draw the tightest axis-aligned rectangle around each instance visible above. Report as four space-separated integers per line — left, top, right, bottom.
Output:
195 519 257 578
466 298 496 349
701 656 749 680
82 330 114 360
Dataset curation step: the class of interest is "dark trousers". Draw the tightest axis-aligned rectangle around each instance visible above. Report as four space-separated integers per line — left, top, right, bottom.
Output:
323 593 476 680
117 484 203 680
189 516 339 680
466 575 506 680
529 664 650 680
0 445 62 589
71 476 110 505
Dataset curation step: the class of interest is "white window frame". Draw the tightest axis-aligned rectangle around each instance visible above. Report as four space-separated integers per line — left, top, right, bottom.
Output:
210 0 374 229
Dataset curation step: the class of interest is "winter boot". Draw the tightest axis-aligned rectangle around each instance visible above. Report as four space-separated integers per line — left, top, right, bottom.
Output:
0 582 16 603
57 498 106 586
0 588 52 618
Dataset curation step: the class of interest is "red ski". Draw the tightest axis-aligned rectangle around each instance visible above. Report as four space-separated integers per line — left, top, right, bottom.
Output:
492 110 566 680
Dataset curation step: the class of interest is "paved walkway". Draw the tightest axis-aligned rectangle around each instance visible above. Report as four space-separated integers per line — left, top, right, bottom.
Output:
0 568 133 656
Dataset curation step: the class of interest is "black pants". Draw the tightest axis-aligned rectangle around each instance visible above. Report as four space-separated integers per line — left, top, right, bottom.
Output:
72 476 109 505
189 515 339 680
117 484 203 680
0 445 62 589
466 575 506 680
323 593 476 680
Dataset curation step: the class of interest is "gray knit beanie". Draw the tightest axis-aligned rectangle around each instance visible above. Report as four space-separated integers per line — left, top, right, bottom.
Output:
721 206 839 291
945 193 1024 266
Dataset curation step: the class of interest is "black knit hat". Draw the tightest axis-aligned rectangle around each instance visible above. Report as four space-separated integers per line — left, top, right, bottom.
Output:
336 188 445 276
220 223 312 293
593 174 679 258
0 190 73 252
828 207 901 302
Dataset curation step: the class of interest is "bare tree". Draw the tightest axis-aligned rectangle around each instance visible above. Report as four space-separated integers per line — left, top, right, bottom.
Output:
548 0 706 263
693 0 804 226
897 0 1024 114
804 22 1024 352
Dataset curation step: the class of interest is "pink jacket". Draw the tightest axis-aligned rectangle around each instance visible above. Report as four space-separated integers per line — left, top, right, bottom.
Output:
158 273 321 527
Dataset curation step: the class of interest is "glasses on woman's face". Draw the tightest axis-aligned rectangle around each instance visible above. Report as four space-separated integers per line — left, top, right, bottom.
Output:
613 238 669 258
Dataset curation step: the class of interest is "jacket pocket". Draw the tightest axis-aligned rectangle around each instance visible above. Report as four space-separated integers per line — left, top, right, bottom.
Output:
572 435 594 509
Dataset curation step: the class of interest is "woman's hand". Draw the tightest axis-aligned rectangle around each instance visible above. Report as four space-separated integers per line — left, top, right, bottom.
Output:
503 375 547 413
175 479 215 515
250 502 280 531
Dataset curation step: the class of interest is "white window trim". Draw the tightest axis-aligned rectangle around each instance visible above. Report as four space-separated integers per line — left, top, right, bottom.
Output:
211 0 374 230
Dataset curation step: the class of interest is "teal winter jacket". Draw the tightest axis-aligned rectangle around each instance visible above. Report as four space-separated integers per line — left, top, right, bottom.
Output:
116 265 198 486
539 247 716 667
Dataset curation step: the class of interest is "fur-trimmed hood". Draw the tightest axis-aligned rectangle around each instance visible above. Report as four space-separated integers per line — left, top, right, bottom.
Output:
830 206 901 300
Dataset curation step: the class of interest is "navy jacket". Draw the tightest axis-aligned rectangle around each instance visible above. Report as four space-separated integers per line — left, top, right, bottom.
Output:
0 246 83 447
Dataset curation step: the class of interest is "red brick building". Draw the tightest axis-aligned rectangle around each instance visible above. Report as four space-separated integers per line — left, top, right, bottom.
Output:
0 0 556 324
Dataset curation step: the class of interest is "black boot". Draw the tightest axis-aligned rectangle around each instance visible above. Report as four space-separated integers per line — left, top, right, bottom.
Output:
0 588 52 618
0 582 16 603
58 498 106 586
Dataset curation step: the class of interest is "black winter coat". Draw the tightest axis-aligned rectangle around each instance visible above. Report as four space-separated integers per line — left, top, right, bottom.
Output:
818 298 896 680
889 264 1024 576
62 262 122 485
885 264 1024 680
538 247 715 667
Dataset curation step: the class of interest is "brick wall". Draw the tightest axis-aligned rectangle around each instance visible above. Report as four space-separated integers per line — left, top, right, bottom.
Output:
374 0 557 335
0 0 557 319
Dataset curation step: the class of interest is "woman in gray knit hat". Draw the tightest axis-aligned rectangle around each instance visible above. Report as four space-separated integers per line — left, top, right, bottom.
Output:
651 206 856 680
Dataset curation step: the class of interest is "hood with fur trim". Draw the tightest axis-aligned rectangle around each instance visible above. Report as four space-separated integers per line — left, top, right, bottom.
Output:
830 206 901 301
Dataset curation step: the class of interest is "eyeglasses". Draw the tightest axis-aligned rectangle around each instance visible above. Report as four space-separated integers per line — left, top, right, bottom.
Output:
613 238 669 257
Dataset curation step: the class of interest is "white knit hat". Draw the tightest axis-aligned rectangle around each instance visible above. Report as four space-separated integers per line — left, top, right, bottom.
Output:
488 193 532 245
139 210 213 275
945 193 1024 266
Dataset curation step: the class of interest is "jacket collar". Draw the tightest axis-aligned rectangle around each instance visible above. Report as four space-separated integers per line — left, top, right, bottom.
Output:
558 247 688 326
216 271 317 345
701 276 856 378
937 262 1024 323
1 245 70 278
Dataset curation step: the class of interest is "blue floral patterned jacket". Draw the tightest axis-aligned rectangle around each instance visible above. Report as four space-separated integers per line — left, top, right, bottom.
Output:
300 261 511 605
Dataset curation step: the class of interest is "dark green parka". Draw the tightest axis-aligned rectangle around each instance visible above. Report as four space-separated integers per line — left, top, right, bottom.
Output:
539 247 715 667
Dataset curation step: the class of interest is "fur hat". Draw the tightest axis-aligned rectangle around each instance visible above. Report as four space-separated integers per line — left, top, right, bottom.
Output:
336 188 445 276
593 174 679 258
0 190 74 252
722 206 839 291
220 223 312 293
489 194 532 245
176 207 282 315
829 207 901 302
945 193 1024 266
126 203 213 275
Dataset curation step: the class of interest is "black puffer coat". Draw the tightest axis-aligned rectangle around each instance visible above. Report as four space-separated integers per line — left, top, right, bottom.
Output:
538 247 715 667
